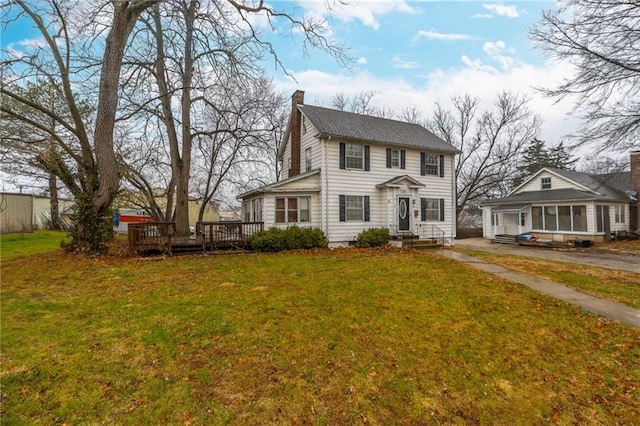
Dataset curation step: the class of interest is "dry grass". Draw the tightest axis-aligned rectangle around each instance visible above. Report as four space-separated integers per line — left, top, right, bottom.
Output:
1 235 639 424
462 250 640 309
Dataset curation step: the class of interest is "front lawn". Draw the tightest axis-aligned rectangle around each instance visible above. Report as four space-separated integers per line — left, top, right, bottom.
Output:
0 230 68 260
2 248 639 424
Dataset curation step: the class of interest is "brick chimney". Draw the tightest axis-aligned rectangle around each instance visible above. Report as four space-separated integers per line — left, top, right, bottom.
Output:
631 151 640 229
631 151 640 192
289 90 305 177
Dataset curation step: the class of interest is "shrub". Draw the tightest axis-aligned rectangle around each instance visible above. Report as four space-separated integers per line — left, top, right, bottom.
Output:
251 226 328 252
355 227 391 248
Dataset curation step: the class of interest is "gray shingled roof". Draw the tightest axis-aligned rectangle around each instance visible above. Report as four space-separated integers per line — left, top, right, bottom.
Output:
482 188 627 206
592 171 630 193
299 104 459 154
545 168 628 199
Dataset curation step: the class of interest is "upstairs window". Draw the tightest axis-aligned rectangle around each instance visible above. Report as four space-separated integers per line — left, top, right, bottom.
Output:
340 143 370 171
421 153 444 177
386 148 406 169
541 177 551 190
345 143 363 169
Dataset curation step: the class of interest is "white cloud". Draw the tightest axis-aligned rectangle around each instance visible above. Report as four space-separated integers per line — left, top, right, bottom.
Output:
472 13 494 19
274 60 580 146
482 40 515 70
392 56 419 69
415 30 472 41
357 57 368 65
302 0 417 30
482 3 520 18
17 37 47 49
461 55 497 73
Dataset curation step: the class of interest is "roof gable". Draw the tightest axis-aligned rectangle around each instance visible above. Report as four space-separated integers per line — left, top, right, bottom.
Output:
299 105 459 154
375 175 425 189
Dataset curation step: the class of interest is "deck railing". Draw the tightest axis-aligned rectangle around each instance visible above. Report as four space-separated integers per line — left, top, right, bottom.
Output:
128 221 176 254
197 221 264 250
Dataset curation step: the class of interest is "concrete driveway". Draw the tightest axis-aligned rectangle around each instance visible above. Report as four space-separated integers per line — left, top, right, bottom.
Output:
454 238 640 274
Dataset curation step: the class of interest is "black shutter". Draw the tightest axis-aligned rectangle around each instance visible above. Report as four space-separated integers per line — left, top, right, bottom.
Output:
339 143 346 169
421 198 426 221
420 152 426 176
364 196 370 222
401 150 406 169
439 199 445 221
439 155 445 178
339 195 346 221
386 148 391 168
364 145 370 171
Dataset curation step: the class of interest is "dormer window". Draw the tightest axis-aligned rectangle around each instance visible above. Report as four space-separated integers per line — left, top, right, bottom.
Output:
541 177 551 190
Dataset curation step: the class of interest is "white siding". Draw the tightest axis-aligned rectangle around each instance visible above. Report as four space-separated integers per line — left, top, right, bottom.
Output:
482 207 493 238
243 173 321 230
518 171 579 193
322 141 456 244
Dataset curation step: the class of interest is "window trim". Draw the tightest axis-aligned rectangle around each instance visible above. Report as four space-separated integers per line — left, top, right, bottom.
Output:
339 195 370 222
345 143 364 170
541 177 551 190
531 204 587 232
420 198 445 222
614 205 625 223
421 152 444 177
275 196 311 224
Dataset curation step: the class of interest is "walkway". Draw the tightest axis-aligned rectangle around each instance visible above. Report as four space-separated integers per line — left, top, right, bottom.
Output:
454 238 640 273
438 249 640 328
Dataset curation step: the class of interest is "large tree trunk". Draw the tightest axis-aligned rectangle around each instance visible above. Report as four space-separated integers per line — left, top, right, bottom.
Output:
49 173 61 230
173 0 197 236
66 1 152 253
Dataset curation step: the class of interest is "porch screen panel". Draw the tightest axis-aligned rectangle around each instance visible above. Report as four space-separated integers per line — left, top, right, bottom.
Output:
275 198 286 223
544 206 557 231
299 197 310 222
572 205 587 232
596 206 604 232
558 206 571 231
532 206 543 229
287 198 298 222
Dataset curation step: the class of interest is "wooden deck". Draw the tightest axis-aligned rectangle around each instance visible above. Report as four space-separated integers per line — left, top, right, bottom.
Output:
128 221 263 255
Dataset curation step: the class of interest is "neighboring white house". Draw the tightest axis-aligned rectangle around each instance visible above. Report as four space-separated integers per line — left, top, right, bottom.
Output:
481 160 639 242
238 90 460 246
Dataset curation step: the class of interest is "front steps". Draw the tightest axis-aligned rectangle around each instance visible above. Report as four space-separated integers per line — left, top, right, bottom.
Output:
395 233 442 250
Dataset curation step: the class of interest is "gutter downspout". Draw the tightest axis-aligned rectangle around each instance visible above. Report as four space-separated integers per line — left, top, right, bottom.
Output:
324 136 331 241
451 155 456 246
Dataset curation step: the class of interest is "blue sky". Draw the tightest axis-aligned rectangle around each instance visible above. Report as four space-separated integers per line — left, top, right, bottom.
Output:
2 1 590 156
257 1 586 153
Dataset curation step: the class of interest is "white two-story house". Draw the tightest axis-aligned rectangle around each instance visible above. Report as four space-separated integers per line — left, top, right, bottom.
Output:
239 90 460 246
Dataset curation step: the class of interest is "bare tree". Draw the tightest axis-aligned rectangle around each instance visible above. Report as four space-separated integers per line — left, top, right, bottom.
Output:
579 156 629 175
399 106 425 126
530 1 640 152
330 90 394 118
117 0 349 235
190 76 287 221
3 0 350 248
2 0 155 253
428 92 541 227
